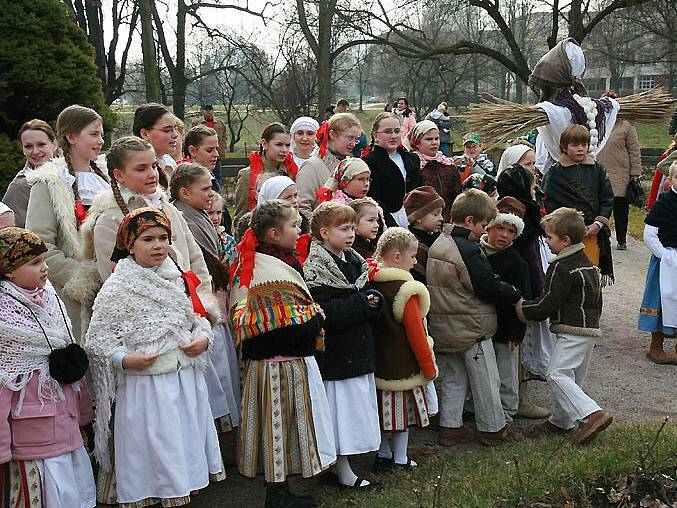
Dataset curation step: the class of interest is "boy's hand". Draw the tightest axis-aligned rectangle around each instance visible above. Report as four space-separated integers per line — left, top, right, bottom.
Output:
180 336 209 357
122 352 159 370
507 340 520 351
585 223 601 237
367 294 380 308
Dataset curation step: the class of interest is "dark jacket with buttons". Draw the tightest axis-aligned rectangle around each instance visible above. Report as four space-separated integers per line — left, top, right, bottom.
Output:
308 250 383 380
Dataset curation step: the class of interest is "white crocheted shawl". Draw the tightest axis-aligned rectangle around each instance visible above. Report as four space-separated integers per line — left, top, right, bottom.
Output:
85 256 213 470
0 280 72 411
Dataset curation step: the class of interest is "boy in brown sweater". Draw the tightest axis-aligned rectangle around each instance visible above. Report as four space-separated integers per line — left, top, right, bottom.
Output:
517 207 612 444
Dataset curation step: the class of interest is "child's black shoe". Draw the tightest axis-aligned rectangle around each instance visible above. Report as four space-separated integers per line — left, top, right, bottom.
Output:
372 455 395 473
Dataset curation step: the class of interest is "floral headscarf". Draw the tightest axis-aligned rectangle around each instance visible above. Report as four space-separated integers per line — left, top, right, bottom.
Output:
0 227 47 274
111 207 172 262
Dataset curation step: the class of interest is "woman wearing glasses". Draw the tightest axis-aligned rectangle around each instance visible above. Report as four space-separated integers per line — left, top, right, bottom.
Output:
297 113 363 219
363 112 421 227
133 103 180 186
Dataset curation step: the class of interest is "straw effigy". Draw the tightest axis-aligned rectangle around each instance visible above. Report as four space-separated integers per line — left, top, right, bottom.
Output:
464 88 676 146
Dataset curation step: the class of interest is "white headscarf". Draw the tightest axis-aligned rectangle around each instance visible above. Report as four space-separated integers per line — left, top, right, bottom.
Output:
258 175 296 202
498 144 533 176
290 116 320 158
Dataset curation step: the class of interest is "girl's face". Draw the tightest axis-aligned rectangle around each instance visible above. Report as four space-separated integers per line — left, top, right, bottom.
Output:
188 135 219 171
67 120 104 163
178 173 214 211
21 129 56 168
415 207 444 233
113 149 159 195
342 171 371 198
373 118 401 152
130 226 169 268
6 253 48 290
268 210 299 250
356 208 379 240
294 129 316 155
262 133 291 165
142 113 179 157
321 222 355 255
329 126 360 157
518 149 536 175
278 184 299 210
396 99 407 111
417 129 440 156
207 198 224 228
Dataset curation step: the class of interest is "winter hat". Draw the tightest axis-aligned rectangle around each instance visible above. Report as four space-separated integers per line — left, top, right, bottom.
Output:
290 116 320 154
408 120 439 150
487 197 525 237
258 175 296 203
111 207 172 262
497 144 533 175
404 186 445 223
324 157 371 192
463 132 481 145
0 227 47 275
462 173 497 196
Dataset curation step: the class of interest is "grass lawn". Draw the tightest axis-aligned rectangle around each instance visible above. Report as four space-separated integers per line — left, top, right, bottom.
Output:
610 205 648 240
318 420 676 508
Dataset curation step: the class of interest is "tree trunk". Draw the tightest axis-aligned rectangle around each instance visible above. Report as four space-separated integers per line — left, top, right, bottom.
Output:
315 0 335 118
84 0 106 87
139 0 162 102
172 0 187 120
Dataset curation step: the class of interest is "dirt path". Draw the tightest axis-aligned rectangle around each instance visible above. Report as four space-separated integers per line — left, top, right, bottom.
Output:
101 234 677 507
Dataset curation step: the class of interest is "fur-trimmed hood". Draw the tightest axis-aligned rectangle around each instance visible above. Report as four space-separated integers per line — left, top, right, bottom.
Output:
370 266 430 319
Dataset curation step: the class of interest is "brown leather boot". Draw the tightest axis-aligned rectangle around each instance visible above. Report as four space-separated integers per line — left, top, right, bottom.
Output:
479 425 526 446
572 410 613 445
517 383 551 419
646 333 672 364
439 426 475 446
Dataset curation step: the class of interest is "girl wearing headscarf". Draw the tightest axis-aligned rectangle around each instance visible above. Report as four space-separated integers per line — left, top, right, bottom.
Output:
408 120 461 222
86 208 224 508
290 116 320 168
0 228 95 508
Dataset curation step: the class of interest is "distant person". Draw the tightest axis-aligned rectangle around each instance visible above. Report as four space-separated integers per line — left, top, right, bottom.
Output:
335 98 349 113
597 91 641 251
3 120 58 227
393 96 416 142
426 102 453 155
324 105 336 122
192 104 227 157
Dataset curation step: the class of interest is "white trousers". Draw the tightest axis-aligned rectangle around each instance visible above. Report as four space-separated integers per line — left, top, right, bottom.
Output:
493 342 519 425
547 333 601 430
438 338 506 432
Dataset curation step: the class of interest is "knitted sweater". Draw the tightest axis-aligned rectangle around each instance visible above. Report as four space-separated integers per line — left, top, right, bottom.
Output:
517 243 601 337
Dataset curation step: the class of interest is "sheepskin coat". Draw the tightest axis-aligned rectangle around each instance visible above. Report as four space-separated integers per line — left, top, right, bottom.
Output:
24 159 103 343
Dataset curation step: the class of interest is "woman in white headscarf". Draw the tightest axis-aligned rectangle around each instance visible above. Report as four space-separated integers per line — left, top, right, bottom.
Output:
257 175 309 233
290 117 320 168
497 144 536 176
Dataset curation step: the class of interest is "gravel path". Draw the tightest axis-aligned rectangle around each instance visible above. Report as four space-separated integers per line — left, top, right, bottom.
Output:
100 233 677 507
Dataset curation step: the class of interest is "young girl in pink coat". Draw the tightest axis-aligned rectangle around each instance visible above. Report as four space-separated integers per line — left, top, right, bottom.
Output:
0 227 95 508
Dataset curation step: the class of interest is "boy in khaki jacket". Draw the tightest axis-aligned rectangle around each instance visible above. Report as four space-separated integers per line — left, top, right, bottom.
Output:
427 189 523 446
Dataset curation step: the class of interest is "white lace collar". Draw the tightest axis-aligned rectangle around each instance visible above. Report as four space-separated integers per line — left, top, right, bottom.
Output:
119 185 163 208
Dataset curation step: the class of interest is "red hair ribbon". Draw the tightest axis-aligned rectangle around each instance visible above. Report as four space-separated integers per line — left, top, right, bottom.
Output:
232 227 258 288
247 151 265 212
284 152 299 179
296 233 312 265
181 270 207 317
366 257 380 280
315 187 333 203
360 145 372 158
316 122 330 158
74 199 87 225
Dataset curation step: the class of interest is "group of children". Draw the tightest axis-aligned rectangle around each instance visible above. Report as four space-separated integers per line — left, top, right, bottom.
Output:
9 103 675 508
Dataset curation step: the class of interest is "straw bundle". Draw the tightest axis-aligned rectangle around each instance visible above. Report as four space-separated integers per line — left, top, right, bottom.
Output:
464 88 676 145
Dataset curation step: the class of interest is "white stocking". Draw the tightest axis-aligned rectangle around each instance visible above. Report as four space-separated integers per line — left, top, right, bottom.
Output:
392 431 417 467
335 455 369 487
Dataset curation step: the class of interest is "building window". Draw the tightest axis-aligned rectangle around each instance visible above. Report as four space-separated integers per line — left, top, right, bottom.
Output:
639 76 656 90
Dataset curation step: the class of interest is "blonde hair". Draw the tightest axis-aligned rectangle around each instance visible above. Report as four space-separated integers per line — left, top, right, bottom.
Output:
329 113 361 134
373 227 417 260
169 162 212 201
541 207 585 244
450 188 497 224
250 199 295 244
310 202 356 240
107 136 156 215
349 198 379 220
370 112 400 148
56 105 109 212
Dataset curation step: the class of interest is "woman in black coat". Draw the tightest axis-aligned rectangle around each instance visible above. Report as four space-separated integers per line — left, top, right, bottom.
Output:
363 112 421 227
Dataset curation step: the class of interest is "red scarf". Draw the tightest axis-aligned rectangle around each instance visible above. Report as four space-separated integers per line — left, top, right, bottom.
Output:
316 122 330 158
247 151 299 211
181 270 207 317
647 148 672 210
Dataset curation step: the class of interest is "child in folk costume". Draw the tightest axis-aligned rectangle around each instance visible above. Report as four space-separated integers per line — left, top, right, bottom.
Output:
230 199 335 507
0 228 95 508
404 186 445 284
86 208 224 507
638 160 677 365
207 193 238 268
303 202 383 490
170 164 241 432
368 227 438 471
349 199 381 259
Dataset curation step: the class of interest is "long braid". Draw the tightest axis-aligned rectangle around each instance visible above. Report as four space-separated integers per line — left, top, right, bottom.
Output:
62 147 81 204
89 160 110 183
111 179 130 215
